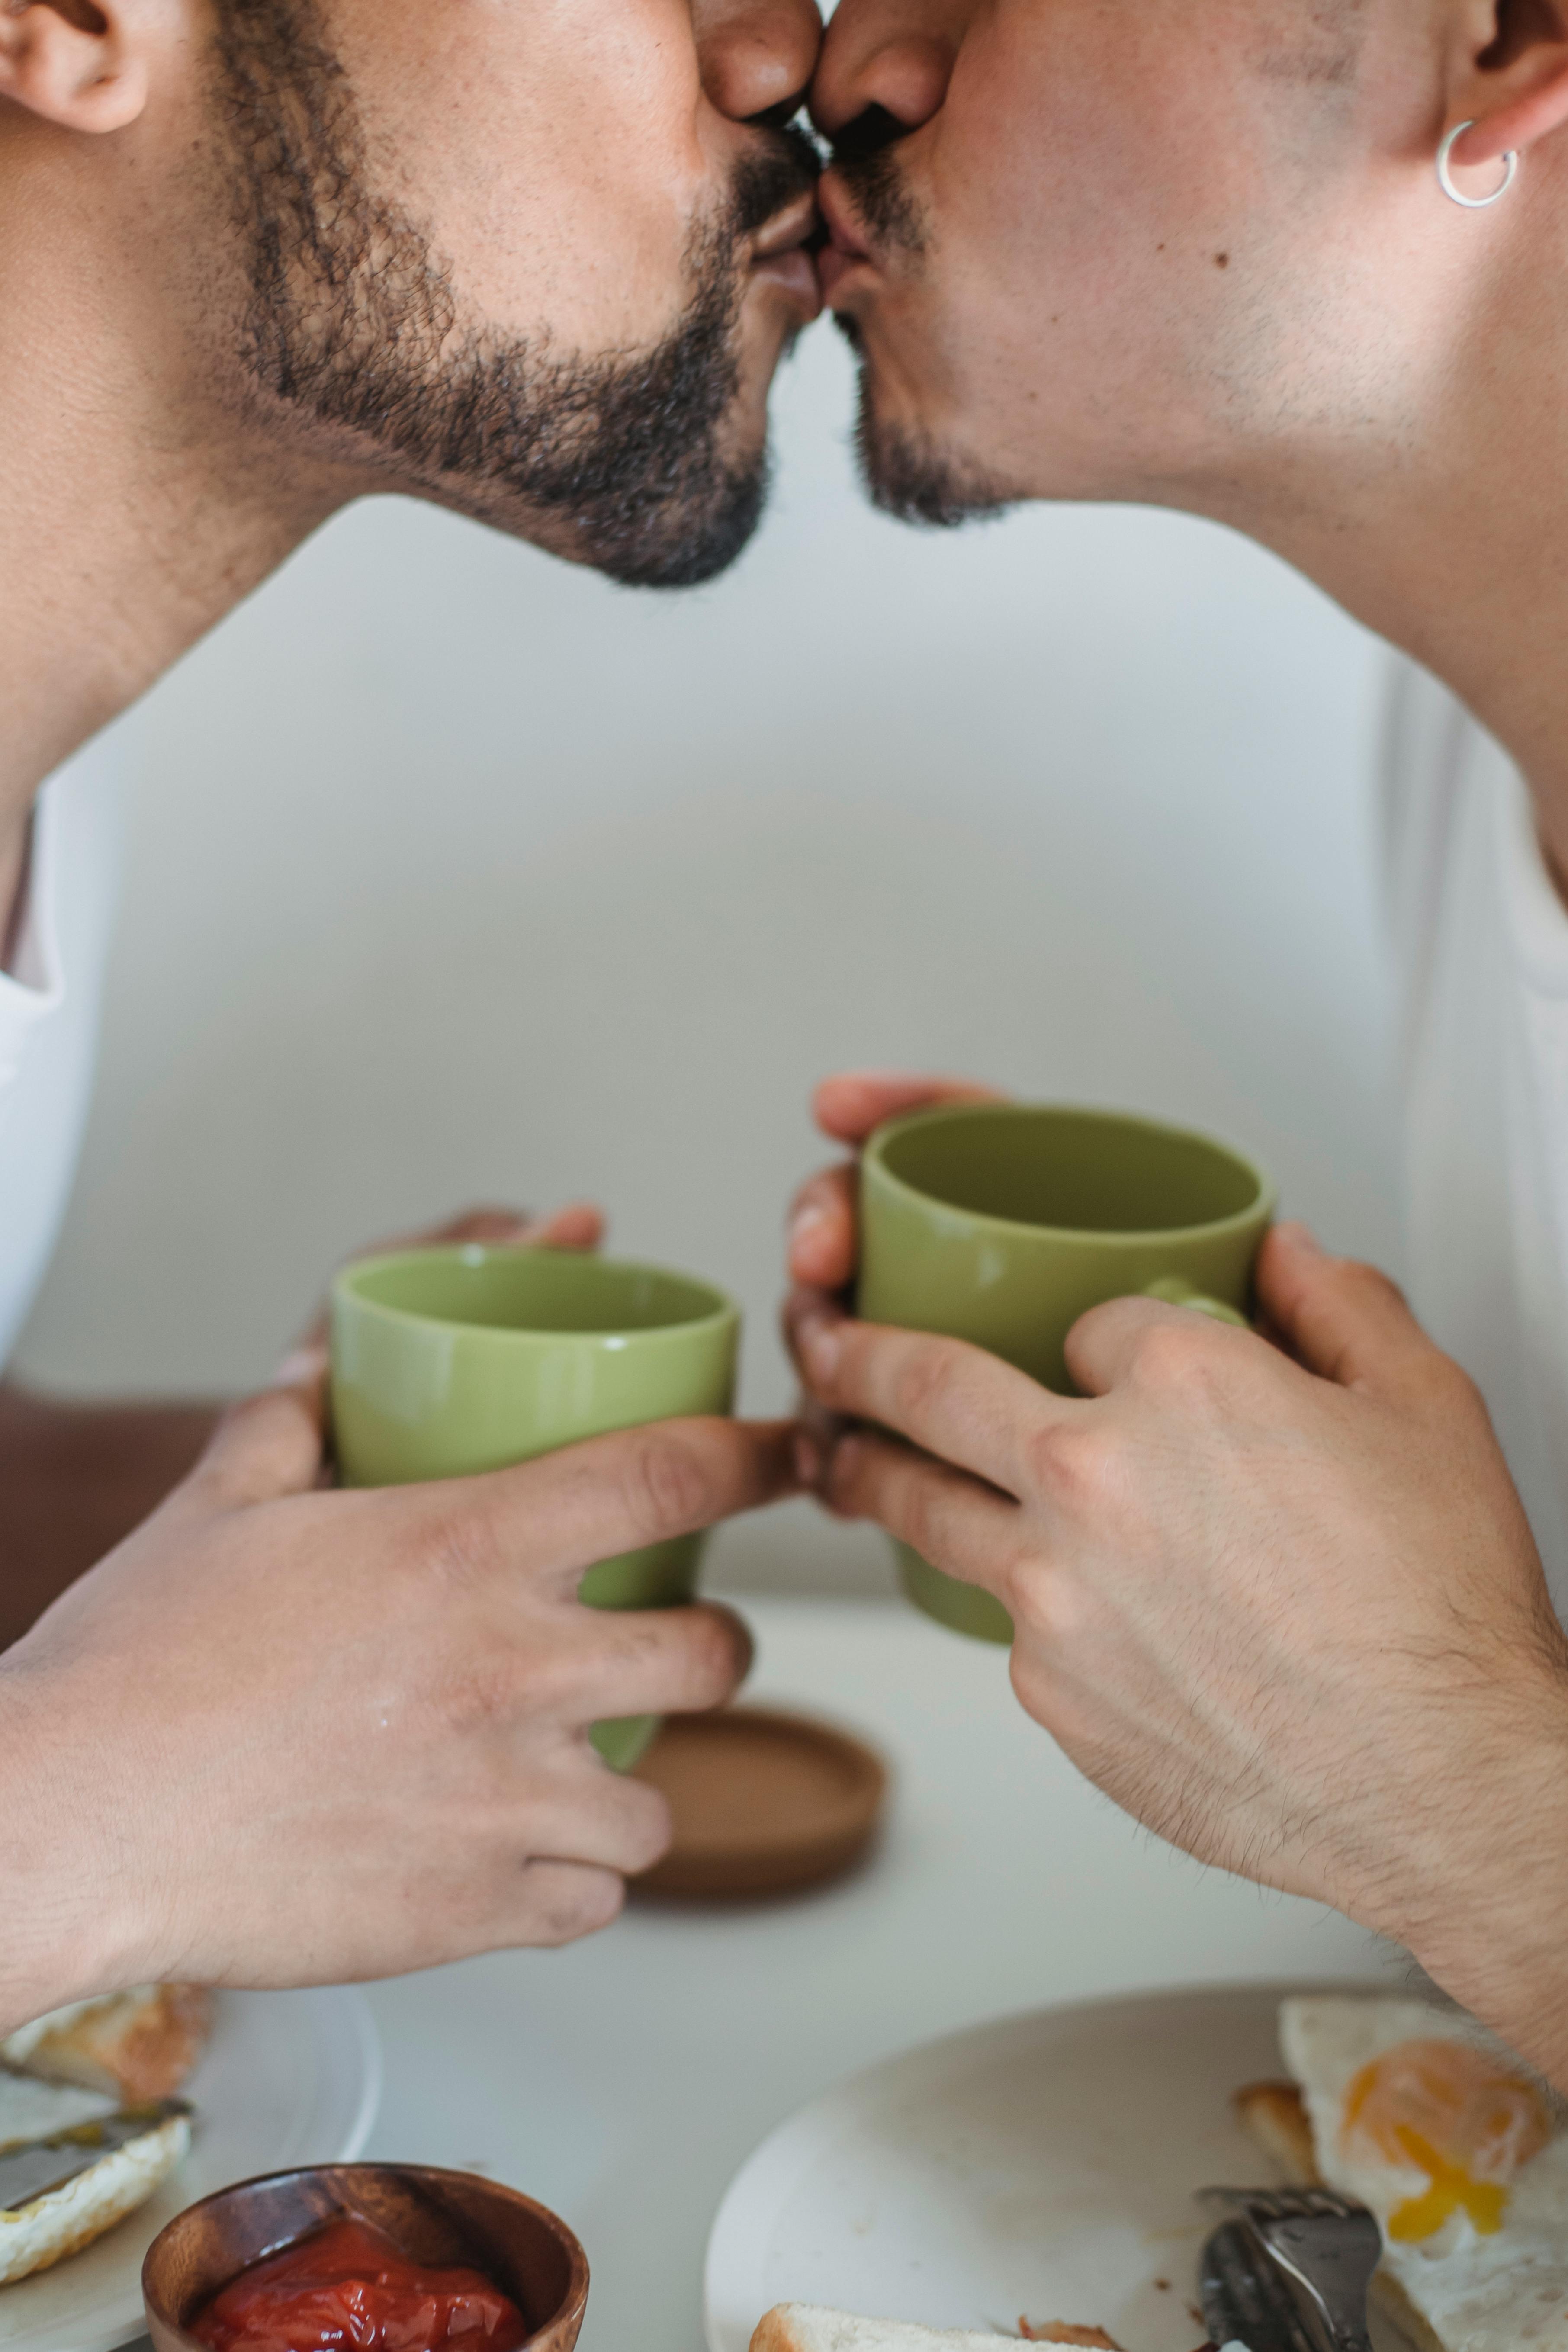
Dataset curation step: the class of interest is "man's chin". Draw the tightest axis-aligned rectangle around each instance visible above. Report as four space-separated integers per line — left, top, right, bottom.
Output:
847 344 1015 531
436 436 771 591
577 446 771 590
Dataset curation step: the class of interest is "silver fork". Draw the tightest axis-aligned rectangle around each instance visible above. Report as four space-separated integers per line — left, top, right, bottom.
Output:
1199 2186 1382 2352
1199 2216 1322 2352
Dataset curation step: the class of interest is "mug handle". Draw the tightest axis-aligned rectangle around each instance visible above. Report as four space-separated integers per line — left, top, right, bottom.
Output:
1142 1274 1250 1329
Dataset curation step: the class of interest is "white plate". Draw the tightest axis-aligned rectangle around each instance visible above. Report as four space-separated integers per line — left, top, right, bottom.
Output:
705 1981 1413 2352
0 1987 381 2352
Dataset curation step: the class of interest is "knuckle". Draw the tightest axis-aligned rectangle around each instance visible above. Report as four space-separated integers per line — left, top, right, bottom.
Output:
890 1339 961 1428
1410 1349 1488 1423
1127 1316 1212 1391
897 1471 952 1567
414 1501 505 1594
1026 1418 1120 1513
1005 1554 1076 1645
621 1432 713 1538
674 1603 751 1698
524 1862 624 1947
432 1655 524 1739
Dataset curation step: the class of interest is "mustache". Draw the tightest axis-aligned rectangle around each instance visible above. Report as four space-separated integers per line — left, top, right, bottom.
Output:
728 122 823 241
829 122 927 262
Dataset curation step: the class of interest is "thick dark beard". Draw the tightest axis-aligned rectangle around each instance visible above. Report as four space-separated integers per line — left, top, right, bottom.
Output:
832 142 1012 532
211 0 818 588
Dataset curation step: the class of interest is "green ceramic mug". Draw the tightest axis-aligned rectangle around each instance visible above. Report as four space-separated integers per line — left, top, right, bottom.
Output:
330 1245 741 1770
858 1102 1277 1644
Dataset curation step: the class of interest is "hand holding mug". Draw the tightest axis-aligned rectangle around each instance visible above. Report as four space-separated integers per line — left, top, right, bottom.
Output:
785 1072 1568 2091
0 1206 794 2037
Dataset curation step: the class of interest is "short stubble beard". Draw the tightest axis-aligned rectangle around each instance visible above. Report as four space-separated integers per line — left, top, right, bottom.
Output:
211 0 819 588
832 144 1012 532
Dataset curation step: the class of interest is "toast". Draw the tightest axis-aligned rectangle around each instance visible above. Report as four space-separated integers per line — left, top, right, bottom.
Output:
748 2310 1126 2351
751 2314 1011 2351
2 1986 211 2101
0 2076 190 2285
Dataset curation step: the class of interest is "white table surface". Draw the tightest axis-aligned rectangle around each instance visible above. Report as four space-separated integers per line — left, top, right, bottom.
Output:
357 1595 1398 2352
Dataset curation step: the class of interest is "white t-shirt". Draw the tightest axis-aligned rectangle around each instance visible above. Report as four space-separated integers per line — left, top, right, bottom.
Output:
1384 658 1568 1613
0 732 125 1368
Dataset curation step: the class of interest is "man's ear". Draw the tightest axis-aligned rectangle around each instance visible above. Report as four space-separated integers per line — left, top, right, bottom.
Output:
1446 0 1568 170
0 0 150 133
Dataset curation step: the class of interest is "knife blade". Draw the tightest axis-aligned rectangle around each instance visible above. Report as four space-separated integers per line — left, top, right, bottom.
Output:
1200 2217 1323 2352
0 2098 192 2214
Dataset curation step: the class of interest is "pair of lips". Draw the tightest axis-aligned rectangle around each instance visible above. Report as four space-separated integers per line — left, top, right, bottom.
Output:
752 175 873 314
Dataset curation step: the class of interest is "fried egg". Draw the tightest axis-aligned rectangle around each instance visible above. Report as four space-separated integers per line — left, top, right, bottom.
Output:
1282 1995 1568 2349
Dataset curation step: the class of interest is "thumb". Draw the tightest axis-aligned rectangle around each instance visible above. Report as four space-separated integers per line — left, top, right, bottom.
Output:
189 1341 329 1509
812 1070 1000 1147
1256 1223 1434 1393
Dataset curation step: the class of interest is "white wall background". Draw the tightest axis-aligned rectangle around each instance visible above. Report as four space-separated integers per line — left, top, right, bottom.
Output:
13 321 1399 1590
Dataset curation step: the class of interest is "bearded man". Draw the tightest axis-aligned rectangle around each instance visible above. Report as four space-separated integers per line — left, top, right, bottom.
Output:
0 0 821 2032
787 0 1568 2091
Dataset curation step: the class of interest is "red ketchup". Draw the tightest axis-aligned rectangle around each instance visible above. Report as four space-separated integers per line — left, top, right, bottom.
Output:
190 2216 530 2352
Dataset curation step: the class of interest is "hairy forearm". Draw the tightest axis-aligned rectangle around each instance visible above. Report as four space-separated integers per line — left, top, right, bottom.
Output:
1369 1685 1568 2094
0 1384 216 1649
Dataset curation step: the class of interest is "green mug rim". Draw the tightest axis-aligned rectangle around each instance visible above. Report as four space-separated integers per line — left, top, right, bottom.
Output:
332 1244 740 1346
863 1101 1278 1248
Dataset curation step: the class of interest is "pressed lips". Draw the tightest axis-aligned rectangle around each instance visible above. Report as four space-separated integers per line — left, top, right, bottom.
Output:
813 172 874 303
752 191 825 318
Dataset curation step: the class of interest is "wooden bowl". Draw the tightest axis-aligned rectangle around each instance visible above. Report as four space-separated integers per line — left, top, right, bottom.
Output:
141 2164 588 2352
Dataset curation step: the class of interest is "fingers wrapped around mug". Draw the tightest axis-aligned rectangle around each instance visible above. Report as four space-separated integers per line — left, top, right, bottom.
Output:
788 1294 1066 1495
786 1071 1001 1291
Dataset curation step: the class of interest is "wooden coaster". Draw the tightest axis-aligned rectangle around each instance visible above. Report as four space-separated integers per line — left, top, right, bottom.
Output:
629 1705 888 1901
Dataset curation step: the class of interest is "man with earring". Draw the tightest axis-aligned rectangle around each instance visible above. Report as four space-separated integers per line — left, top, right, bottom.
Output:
787 0 1568 2091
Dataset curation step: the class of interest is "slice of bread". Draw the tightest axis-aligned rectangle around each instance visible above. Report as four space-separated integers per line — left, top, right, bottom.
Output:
3 1987 211 2102
1231 2082 1318 2183
748 2310 1125 2351
0 2087 190 2285
751 2312 1013 2351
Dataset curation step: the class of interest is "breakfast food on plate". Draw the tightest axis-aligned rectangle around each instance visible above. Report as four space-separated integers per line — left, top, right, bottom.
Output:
0 1986 208 2289
2 1986 211 2101
748 2309 1234 2352
750 2314 1009 2348
0 2072 190 2285
1231 2078 1316 2182
1238 1993 1568 2351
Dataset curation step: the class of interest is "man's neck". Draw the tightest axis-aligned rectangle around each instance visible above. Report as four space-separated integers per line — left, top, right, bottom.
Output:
1204 260 1568 880
0 127 342 887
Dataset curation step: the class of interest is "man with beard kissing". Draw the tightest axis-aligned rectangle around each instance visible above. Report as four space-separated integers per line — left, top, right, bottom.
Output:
787 0 1568 2095
0 0 819 2035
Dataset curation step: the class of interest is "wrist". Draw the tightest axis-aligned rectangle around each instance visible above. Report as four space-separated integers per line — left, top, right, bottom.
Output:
1362 1665 1568 2090
0 1652 157 2038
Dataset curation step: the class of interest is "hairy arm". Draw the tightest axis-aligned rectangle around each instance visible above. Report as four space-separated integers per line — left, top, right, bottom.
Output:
786 1071 1568 2091
0 1385 216 1650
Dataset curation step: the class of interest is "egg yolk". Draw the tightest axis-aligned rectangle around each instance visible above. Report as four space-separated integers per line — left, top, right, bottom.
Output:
1343 2037 1551 2241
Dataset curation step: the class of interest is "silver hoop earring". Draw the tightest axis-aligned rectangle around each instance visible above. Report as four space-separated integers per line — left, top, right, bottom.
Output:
1437 120 1519 208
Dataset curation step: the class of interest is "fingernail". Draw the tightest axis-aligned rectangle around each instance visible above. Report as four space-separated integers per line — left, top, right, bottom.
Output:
1278 1220 1324 1256
272 1344 325 1389
801 1317 842 1384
